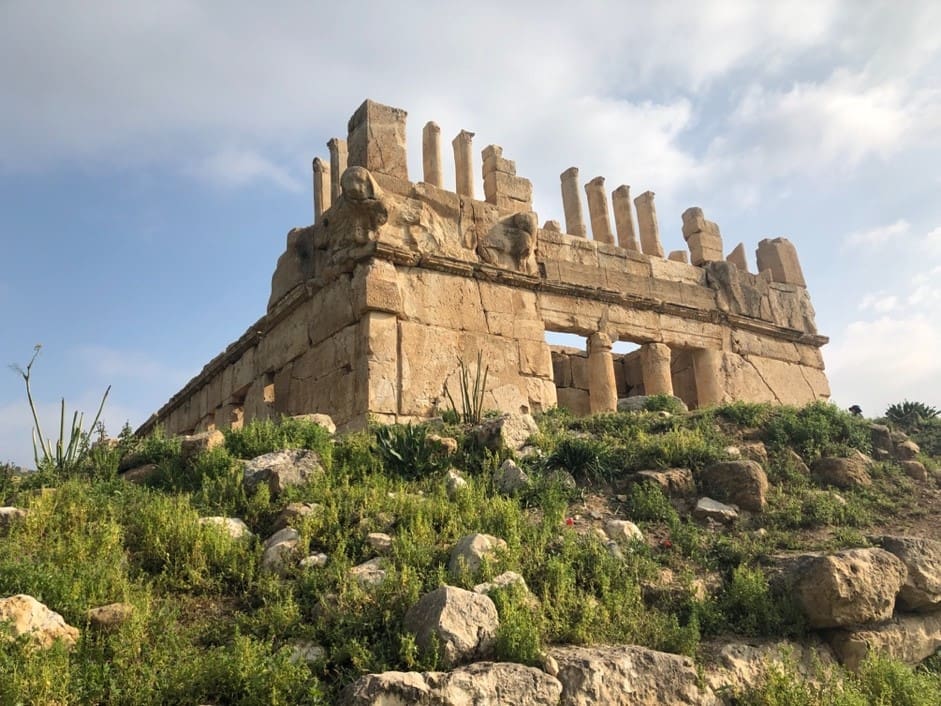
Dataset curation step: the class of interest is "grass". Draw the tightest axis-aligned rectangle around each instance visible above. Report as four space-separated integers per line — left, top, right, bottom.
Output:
0 401 939 702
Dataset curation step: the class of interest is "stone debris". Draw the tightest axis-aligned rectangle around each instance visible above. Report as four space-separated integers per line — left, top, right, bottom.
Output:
810 456 872 489
699 460 769 512
403 586 499 667
693 497 739 524
179 429 225 461
448 533 508 577
86 603 135 632
473 571 529 596
630 468 695 496
272 502 321 532
198 516 252 540
0 507 27 532
285 639 326 665
300 552 329 569
120 463 159 484
261 527 300 574
0 594 79 648
445 468 468 497
365 532 393 554
350 557 387 586
604 519 644 543
473 414 539 453
242 449 324 497
876 535 941 611
494 459 530 494
829 610 941 671
289 412 336 434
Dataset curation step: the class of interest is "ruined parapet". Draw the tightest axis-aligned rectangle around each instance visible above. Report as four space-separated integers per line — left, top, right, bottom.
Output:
560 167 587 238
312 158 330 223
347 100 408 180
668 251 689 264
482 145 533 213
142 98 830 439
634 191 664 257
422 122 443 188
584 177 615 245
611 185 640 251
682 207 724 266
756 237 807 287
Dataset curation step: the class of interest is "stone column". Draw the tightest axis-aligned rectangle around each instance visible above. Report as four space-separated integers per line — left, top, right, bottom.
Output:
692 348 724 407
612 185 640 251
634 191 665 257
640 342 673 396
588 332 618 414
327 138 348 203
584 176 615 245
452 130 475 198
312 157 331 223
422 121 443 187
560 167 587 237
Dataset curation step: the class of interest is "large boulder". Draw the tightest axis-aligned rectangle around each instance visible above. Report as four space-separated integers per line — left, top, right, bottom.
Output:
472 414 539 452
242 449 324 497
0 507 26 533
785 548 907 628
0 595 79 648
289 413 336 435
403 586 499 667
876 536 941 611
630 468 696 496
120 463 159 485
869 424 894 458
829 610 941 671
448 533 507 577
261 527 300 574
494 459 530 494
179 429 225 461
86 603 134 633
894 439 921 461
810 456 872 489
698 460 768 512
338 662 562 705
548 644 706 705
702 638 837 697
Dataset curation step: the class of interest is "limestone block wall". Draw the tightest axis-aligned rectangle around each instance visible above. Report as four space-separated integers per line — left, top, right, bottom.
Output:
140 98 831 437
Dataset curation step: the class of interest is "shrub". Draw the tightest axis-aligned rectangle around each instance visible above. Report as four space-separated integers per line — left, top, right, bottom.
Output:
764 401 871 459
885 400 939 432
546 436 610 483
374 423 449 480
643 394 687 414
225 417 333 465
622 482 677 523
715 401 773 428
718 565 805 638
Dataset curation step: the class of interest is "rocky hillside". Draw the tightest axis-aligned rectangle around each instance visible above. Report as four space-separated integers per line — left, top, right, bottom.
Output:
1 399 940 705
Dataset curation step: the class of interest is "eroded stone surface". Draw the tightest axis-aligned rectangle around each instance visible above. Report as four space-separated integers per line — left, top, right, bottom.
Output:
403 586 499 667
0 595 79 648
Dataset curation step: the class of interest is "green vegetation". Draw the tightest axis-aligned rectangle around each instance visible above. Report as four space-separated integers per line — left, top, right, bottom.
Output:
0 398 938 703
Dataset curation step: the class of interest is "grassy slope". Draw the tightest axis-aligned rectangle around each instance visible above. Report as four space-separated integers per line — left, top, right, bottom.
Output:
0 402 939 705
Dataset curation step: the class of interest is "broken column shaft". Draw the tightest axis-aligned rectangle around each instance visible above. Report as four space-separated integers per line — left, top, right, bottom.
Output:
611 185 640 251
588 332 618 414
560 167 587 237
452 130 475 198
327 138 347 203
312 157 330 223
584 176 615 245
422 121 443 188
634 191 665 257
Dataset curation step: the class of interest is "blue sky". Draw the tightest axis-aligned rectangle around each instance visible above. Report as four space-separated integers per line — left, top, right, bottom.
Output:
2 1 940 466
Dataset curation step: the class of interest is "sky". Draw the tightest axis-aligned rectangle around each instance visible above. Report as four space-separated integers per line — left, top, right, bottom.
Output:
2 1 940 467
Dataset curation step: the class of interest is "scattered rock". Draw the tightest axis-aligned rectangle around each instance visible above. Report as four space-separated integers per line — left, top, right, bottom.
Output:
0 507 26 532
445 468 468 497
692 497 739 524
870 424 894 457
272 502 321 532
285 639 326 665
494 459 530 494
786 548 907 628
630 468 696 496
781 448 810 476
300 553 328 569
703 638 837 696
699 460 769 512
261 527 300 574
427 434 458 455
448 533 507 577
739 441 769 464
876 536 941 611
180 429 225 461
242 449 324 497
198 516 252 540
366 532 393 554
895 439 921 461
473 571 529 596
86 603 134 632
830 610 941 671
289 413 336 434
338 662 562 705
0 594 79 648
901 461 928 481
472 413 539 452
120 463 160 484
604 519 644 543
403 586 499 666
548 644 705 705
350 558 386 586
810 456 872 489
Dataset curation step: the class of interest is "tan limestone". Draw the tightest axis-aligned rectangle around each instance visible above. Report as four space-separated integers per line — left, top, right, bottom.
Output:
347 100 408 180
560 167 587 237
640 342 673 396
727 242 748 271
584 176 615 245
312 157 330 223
588 332 618 414
421 121 443 188
327 138 348 203
757 237 807 287
634 190 664 257
452 130 475 198
611 185 640 251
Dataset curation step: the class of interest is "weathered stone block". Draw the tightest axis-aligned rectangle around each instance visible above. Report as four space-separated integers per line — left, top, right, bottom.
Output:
347 99 408 180
756 237 806 287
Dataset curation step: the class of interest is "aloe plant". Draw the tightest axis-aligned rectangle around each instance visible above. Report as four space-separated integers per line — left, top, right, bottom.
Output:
11 345 110 474
444 351 490 425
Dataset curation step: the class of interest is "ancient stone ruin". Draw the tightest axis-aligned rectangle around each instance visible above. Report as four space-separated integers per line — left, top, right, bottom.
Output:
139 99 829 436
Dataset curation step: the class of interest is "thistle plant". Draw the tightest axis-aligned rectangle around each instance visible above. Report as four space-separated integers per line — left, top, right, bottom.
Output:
11 344 110 474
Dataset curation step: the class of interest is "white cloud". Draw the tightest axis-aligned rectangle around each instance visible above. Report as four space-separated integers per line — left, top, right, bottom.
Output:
858 293 898 313
925 226 941 255
843 219 910 248
187 149 303 192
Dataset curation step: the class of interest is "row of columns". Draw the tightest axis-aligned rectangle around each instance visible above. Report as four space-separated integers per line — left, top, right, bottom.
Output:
421 121 476 197
585 335 724 413
560 168 664 257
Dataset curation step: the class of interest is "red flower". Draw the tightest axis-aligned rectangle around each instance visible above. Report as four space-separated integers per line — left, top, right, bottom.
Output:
565 517 575 526
660 539 673 549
